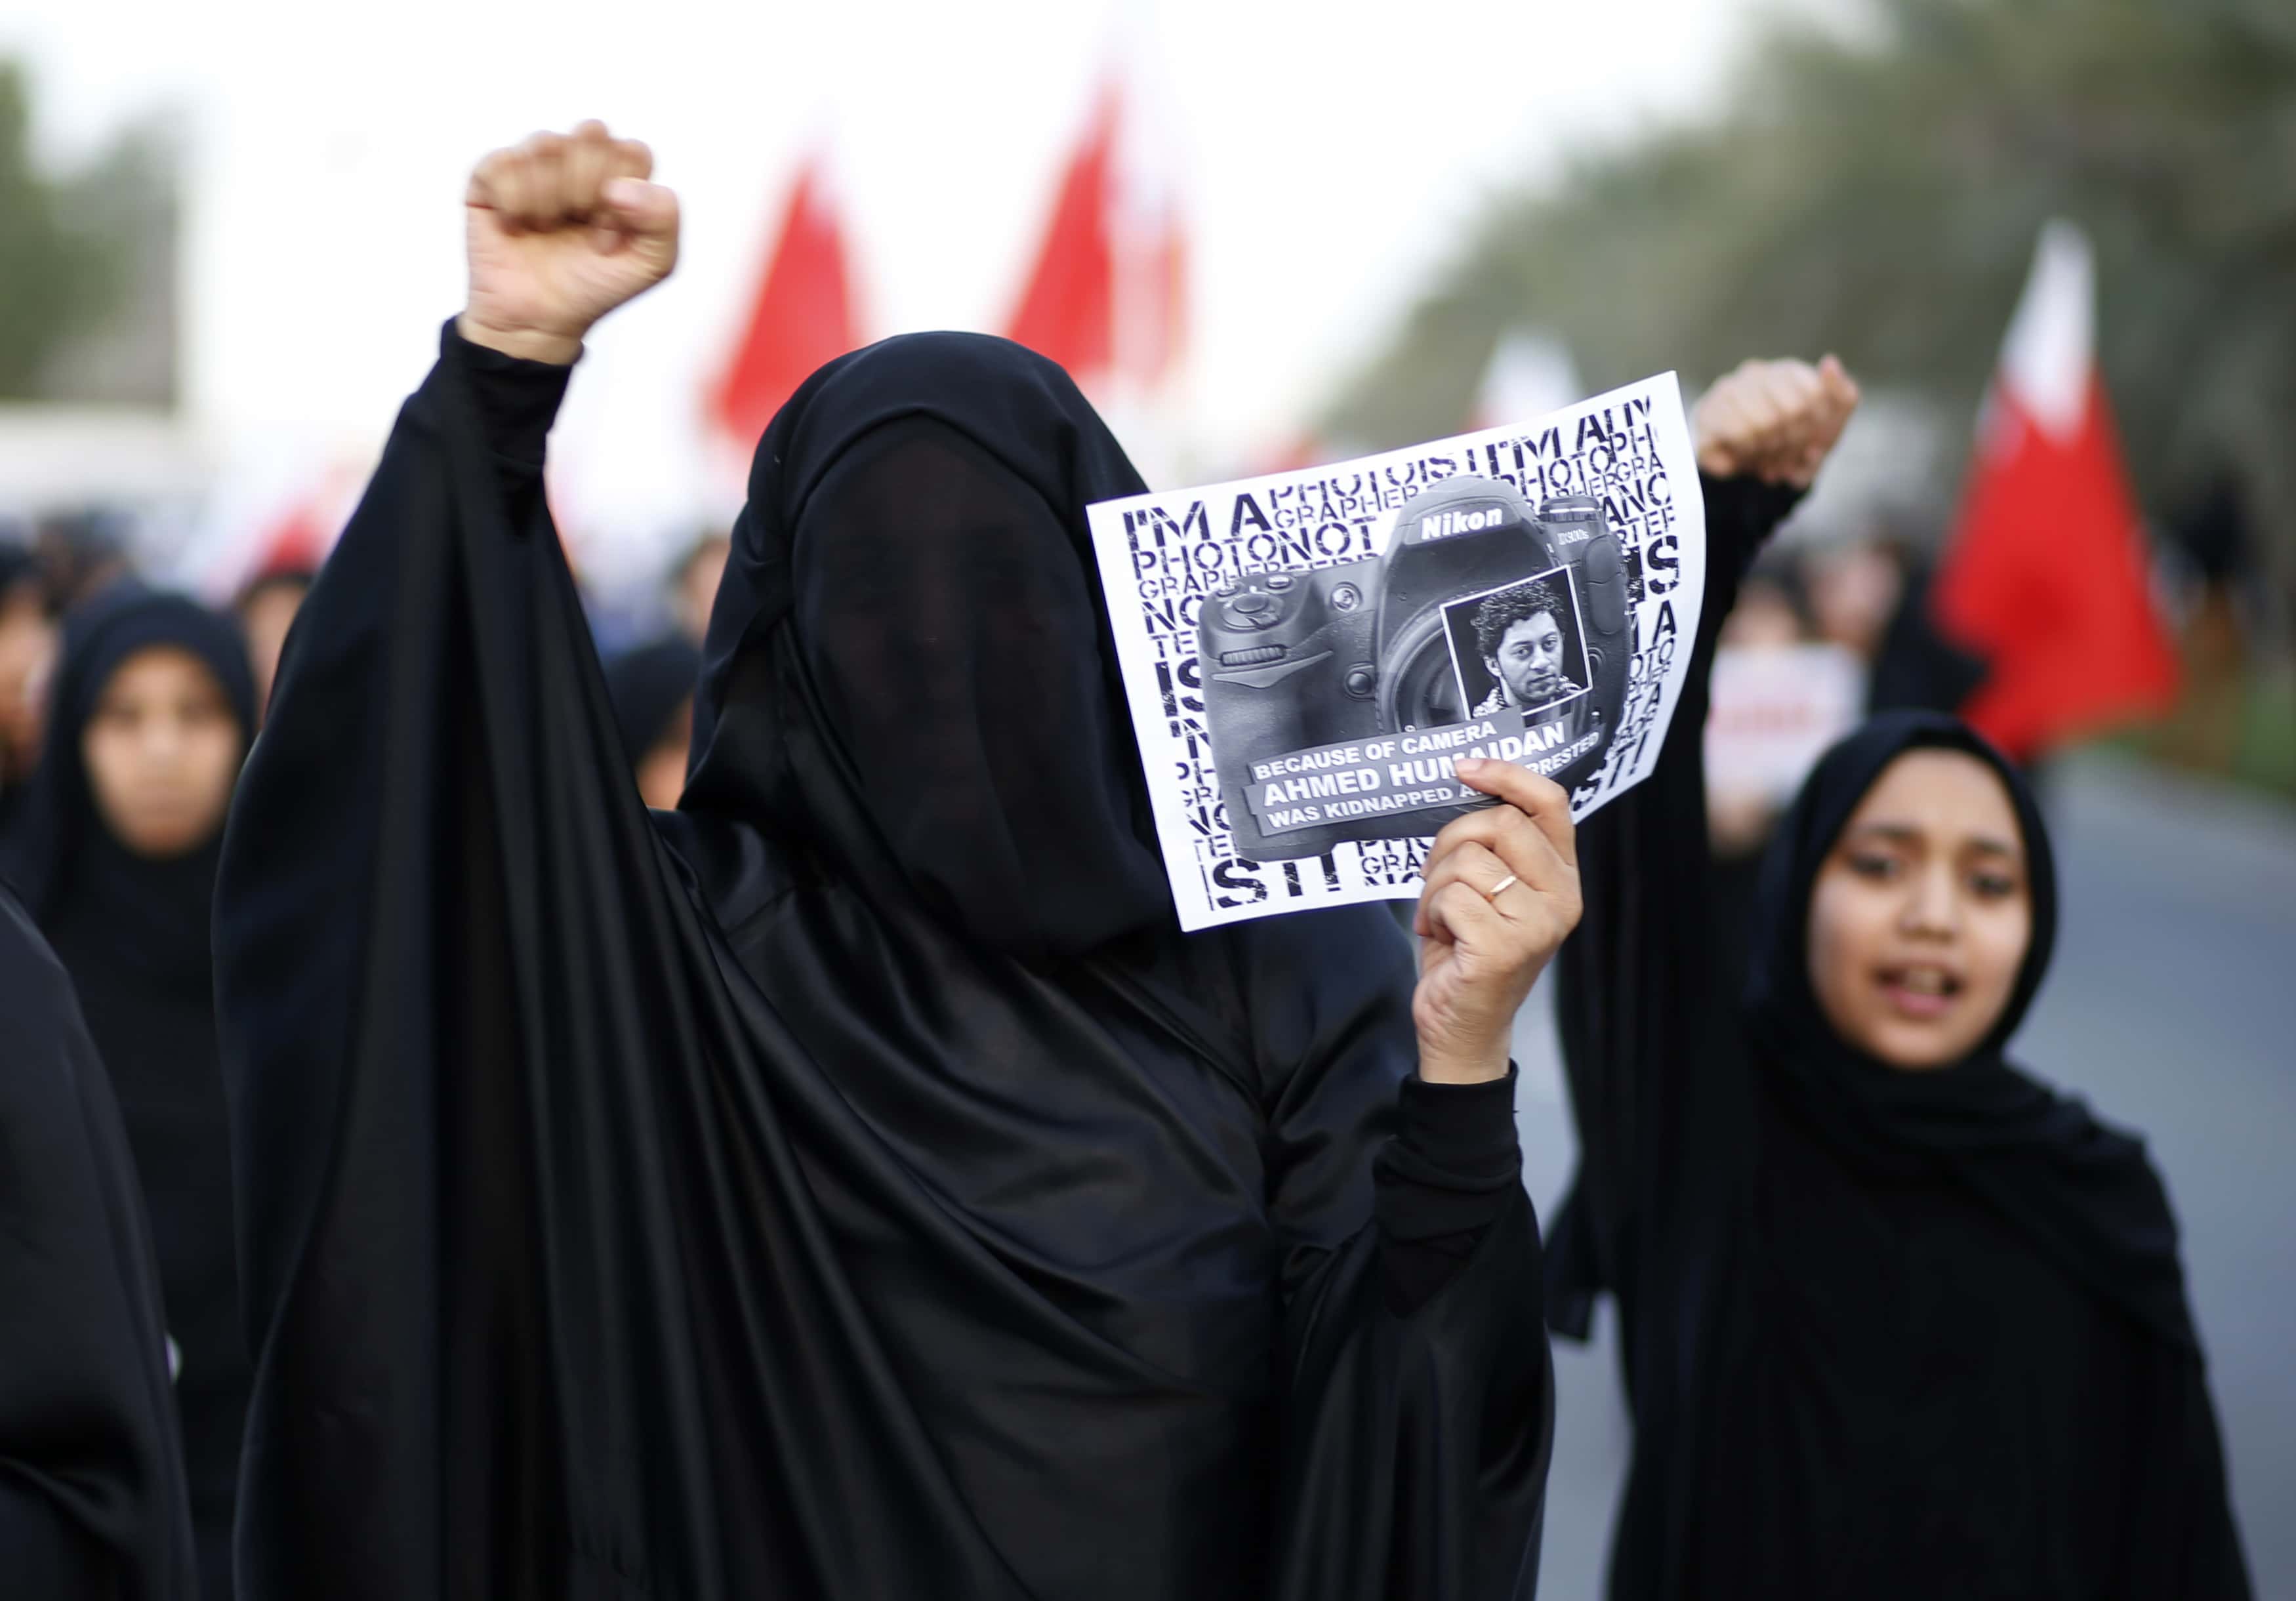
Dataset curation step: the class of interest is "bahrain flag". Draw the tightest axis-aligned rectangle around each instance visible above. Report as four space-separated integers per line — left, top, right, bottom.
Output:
1934 222 2178 759
1004 80 1187 402
707 153 863 453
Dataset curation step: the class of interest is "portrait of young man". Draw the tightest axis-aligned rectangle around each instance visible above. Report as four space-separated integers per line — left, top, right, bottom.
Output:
1456 572 1594 750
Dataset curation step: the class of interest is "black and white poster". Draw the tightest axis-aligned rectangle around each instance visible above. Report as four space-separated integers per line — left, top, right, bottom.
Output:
1088 374 1705 930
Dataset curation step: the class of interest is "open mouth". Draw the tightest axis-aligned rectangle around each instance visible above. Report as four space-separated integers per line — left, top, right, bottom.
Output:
1876 963 1963 1021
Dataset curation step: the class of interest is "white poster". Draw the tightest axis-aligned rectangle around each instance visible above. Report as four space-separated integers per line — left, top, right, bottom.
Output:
1088 375 1706 930
1704 643 1866 801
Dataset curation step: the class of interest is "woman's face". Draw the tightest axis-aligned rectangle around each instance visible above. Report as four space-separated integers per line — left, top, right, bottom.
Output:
81 645 245 858
1805 748 2033 1070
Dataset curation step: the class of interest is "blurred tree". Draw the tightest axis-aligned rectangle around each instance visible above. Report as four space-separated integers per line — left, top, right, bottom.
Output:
1327 0 2296 594
0 60 163 403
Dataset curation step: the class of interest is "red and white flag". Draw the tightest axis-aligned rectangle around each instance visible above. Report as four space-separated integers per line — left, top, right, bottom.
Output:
707 152 863 455
1004 80 1187 404
244 476 344 582
180 453 365 602
1933 221 2178 759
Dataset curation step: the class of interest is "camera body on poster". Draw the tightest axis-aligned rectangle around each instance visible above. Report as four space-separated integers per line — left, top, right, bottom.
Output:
1199 476 1630 861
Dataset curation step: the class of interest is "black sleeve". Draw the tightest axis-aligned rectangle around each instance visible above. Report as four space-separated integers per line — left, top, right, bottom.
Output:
448 321 574 504
1374 1066 1523 1315
1694 474 1806 662
1242 907 1551 1600
213 323 693 1597
1545 473 1801 1343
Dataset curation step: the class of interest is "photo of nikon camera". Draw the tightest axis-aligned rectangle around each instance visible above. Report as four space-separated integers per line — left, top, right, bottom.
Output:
1197 476 1630 861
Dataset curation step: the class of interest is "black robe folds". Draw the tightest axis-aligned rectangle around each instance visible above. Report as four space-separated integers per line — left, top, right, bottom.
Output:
0 883 197 1598
214 325 1553 1599
1547 483 2249 1598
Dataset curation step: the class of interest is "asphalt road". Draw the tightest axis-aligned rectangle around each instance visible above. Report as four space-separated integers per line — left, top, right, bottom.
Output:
1509 752 2296 1599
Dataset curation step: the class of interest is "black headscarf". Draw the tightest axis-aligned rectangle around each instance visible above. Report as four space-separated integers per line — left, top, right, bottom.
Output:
602 634 701 768
685 331 1171 958
1 584 257 1598
0 536 37 599
1 586 256 983
1744 710 2195 1349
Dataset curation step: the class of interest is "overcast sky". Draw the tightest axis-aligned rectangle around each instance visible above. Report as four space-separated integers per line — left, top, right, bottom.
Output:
4 0 1816 586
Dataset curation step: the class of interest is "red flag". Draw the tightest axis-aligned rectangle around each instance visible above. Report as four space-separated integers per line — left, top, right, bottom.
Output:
1005 82 1187 399
228 461 361 592
1008 87 1117 385
249 491 332 580
707 155 861 451
1934 222 2178 760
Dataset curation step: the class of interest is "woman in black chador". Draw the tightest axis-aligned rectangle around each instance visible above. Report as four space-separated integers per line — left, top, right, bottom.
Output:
2 586 256 1598
213 121 1584 1598
1548 389 2250 1593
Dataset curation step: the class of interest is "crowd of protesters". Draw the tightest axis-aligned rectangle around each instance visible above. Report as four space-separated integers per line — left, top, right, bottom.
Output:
0 117 2252 1601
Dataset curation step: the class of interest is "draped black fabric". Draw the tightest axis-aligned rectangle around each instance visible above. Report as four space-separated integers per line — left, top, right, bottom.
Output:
2 586 256 1598
685 329 1174 959
214 322 1553 1600
1548 490 2249 1599
0 884 197 1599
602 636 700 770
1540 474 1803 1350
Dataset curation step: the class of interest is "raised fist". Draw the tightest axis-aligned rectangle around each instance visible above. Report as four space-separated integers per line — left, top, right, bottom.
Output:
1694 355 1860 489
459 121 680 365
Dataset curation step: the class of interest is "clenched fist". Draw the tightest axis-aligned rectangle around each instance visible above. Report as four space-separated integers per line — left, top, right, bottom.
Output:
1694 355 1860 489
459 121 680 365
1411 760 1583 1084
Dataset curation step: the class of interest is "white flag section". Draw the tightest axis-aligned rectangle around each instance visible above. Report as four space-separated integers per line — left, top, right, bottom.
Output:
1088 373 1706 930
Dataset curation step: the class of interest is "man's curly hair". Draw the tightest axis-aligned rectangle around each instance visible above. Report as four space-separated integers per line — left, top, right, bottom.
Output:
1471 575 1571 660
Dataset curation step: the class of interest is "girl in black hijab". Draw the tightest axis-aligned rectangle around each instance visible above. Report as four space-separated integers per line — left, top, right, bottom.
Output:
1548 499 2250 1591
213 122 1568 1598
2 586 258 1599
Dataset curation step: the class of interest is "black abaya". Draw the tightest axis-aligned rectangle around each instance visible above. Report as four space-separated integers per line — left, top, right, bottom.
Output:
0 883 197 1598
1548 488 2249 1598
214 323 1553 1599
1 586 256 1598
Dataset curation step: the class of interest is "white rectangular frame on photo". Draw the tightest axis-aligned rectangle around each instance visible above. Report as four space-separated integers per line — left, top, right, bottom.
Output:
1438 561 1595 723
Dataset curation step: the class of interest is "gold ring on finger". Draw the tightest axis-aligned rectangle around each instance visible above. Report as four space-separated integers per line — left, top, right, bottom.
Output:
1483 872 1519 902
